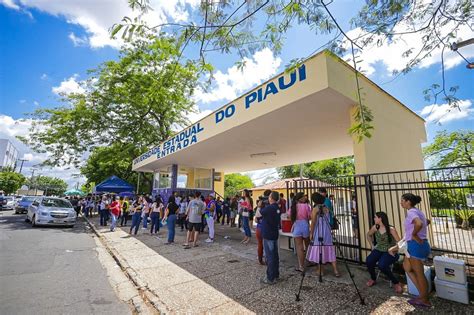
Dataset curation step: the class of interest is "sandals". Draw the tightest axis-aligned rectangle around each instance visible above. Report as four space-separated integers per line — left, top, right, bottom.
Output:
366 279 376 287
408 298 432 308
295 267 304 273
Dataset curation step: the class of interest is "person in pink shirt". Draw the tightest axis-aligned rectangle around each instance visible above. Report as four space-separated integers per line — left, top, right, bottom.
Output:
391 193 431 308
290 192 312 272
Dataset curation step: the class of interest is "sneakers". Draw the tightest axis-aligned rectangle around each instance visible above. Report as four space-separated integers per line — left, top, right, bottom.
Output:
205 238 214 243
366 279 376 287
260 277 276 285
393 283 403 294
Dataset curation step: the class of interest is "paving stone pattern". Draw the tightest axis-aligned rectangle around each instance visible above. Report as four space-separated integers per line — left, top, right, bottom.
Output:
91 216 472 314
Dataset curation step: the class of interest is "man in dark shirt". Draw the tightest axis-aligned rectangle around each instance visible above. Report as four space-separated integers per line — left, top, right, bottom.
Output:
260 191 280 284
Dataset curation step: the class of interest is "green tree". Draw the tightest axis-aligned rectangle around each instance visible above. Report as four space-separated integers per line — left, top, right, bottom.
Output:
224 173 254 198
26 175 68 196
116 1 473 141
424 130 473 167
80 143 152 194
20 35 204 169
278 156 354 179
0 171 26 195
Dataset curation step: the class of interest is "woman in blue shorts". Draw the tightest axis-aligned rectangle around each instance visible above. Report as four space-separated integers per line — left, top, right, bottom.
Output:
392 193 431 308
290 192 312 272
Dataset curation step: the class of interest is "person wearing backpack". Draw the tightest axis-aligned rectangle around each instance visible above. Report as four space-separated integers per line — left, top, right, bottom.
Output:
120 197 130 226
318 188 336 230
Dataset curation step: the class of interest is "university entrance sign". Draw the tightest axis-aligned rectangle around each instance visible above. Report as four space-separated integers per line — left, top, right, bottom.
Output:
132 50 426 201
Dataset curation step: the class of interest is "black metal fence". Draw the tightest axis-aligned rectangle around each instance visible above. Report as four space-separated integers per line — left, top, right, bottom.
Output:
286 166 474 282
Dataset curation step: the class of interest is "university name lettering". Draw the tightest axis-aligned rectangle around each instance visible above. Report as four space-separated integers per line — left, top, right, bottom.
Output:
133 123 204 165
215 65 307 124
134 63 308 165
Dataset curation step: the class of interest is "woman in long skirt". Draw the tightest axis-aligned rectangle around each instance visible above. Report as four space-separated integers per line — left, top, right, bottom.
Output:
306 192 339 277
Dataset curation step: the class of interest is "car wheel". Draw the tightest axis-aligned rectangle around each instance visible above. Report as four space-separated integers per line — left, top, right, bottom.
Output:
31 215 37 227
25 214 30 223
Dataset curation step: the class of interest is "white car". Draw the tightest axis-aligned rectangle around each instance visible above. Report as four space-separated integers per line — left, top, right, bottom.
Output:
26 197 77 227
4 196 16 210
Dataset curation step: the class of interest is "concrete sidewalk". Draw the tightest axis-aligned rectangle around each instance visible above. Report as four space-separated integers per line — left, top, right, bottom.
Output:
85 215 472 314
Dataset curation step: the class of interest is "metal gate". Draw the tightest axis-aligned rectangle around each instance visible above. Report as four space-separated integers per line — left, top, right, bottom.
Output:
286 166 474 281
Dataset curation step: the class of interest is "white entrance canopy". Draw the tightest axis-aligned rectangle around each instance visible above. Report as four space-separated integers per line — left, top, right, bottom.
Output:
132 50 426 175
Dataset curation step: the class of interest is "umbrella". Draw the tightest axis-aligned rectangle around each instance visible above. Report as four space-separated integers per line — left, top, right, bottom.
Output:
64 189 85 196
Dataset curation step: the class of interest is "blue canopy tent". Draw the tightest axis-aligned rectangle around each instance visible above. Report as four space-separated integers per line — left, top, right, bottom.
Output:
93 176 135 193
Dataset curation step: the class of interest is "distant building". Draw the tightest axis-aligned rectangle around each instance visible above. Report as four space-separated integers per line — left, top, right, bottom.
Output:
0 139 19 171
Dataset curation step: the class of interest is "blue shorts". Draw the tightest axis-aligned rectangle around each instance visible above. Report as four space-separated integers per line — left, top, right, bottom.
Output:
407 239 431 261
292 220 310 238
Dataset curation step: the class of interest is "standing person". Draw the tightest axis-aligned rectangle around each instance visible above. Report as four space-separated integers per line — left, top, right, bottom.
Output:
306 192 339 277
260 191 281 284
141 196 150 229
237 194 244 229
255 190 271 264
109 196 121 232
290 192 312 272
351 195 359 238
120 197 130 226
230 196 238 227
99 195 109 226
162 195 179 244
205 195 216 243
279 193 287 215
183 191 206 248
178 196 189 231
366 212 402 293
221 197 231 225
318 188 334 229
240 190 253 244
149 196 163 235
129 197 143 235
390 193 431 308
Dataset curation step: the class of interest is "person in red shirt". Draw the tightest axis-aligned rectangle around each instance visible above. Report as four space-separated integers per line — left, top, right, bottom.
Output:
109 196 121 232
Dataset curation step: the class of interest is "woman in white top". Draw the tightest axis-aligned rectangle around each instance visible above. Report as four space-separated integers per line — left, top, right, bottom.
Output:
149 196 163 235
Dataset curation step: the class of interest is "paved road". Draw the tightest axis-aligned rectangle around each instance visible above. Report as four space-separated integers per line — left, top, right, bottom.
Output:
0 210 130 315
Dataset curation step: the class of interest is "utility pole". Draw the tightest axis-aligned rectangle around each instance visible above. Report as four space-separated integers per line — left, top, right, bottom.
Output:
137 172 141 194
16 158 28 174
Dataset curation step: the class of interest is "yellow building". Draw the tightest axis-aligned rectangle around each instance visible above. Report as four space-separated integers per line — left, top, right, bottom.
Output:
132 50 426 241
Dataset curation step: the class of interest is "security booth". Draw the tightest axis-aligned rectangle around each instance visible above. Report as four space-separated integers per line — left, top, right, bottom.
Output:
132 50 428 259
151 165 221 202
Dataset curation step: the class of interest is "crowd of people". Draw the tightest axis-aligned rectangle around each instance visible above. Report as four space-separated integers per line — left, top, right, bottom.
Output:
69 190 432 307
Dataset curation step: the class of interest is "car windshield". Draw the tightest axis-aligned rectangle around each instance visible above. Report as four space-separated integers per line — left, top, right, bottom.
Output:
22 197 36 202
41 198 72 208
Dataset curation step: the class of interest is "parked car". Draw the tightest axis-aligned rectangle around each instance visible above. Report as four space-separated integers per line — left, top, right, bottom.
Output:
0 195 6 210
15 196 36 214
26 197 76 227
4 196 16 210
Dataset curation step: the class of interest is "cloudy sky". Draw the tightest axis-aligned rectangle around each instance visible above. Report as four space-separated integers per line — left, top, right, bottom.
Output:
0 0 473 188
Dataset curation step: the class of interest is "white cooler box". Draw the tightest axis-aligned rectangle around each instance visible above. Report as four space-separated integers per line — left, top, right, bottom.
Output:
433 256 467 285
407 266 432 296
435 277 470 305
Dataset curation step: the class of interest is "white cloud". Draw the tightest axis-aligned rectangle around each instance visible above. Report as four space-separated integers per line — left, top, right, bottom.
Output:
52 74 85 96
194 48 282 104
343 5 474 76
33 100 39 106
19 99 26 104
1 0 19 10
4 0 200 49
0 114 83 188
40 73 48 80
188 106 213 124
242 168 279 187
68 32 87 46
420 99 473 124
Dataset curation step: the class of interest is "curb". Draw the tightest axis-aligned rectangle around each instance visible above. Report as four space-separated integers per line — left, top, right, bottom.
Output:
81 215 163 314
